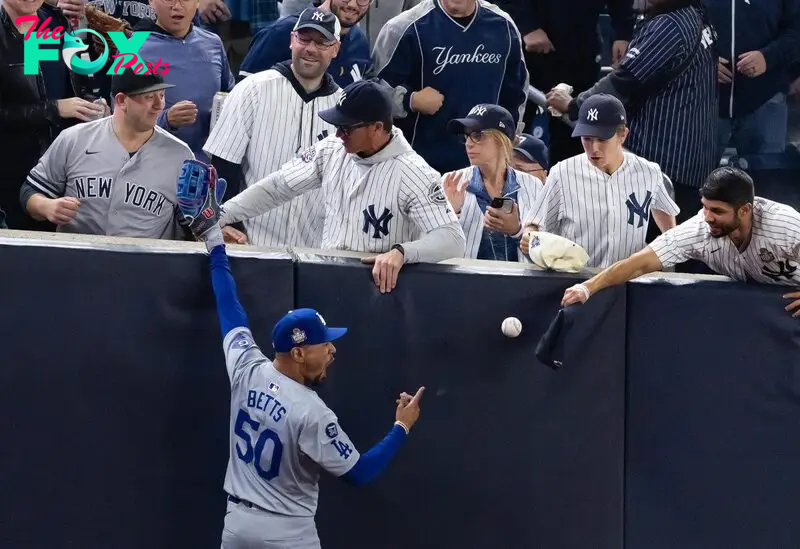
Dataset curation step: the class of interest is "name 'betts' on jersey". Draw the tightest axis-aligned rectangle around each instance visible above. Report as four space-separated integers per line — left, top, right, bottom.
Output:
221 327 360 516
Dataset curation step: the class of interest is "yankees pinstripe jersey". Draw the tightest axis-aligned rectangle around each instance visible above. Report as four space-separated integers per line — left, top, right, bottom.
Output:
649 197 800 285
203 62 341 248
219 128 459 254
525 151 680 268
21 117 194 239
621 6 718 188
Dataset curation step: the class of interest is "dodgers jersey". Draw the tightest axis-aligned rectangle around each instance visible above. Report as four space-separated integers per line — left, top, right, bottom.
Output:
222 327 360 516
203 62 341 249
22 117 194 239
219 127 460 254
649 197 800 285
525 151 680 268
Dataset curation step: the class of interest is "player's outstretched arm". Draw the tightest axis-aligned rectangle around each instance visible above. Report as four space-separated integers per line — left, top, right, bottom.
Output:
341 387 425 487
562 247 662 306
177 159 250 338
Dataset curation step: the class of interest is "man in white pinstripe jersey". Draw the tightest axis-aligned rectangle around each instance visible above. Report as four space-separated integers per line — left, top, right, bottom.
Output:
217 79 466 293
562 167 800 318
203 8 343 248
520 94 680 268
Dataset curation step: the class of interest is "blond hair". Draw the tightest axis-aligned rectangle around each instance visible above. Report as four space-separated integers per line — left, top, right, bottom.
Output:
484 129 513 166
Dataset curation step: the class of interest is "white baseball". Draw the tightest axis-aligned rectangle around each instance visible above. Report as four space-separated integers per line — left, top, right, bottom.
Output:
501 317 522 338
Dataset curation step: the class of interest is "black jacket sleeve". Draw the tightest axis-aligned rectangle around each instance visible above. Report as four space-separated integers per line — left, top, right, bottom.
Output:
492 0 540 36
606 0 635 42
211 155 247 234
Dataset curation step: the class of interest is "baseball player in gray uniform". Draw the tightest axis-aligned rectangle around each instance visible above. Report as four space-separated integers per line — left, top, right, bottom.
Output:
562 167 800 317
520 94 680 268
174 159 424 548
21 71 194 239
217 79 466 293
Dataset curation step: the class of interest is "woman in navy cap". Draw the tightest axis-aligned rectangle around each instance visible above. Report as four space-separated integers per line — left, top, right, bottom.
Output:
442 104 544 262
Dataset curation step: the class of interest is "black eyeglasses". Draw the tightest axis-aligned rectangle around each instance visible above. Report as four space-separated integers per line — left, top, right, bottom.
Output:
292 32 337 49
459 131 486 143
336 122 371 135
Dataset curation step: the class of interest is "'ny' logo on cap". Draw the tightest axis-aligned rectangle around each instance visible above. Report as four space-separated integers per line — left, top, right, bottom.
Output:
587 108 598 121
338 92 347 106
469 106 487 116
311 10 325 21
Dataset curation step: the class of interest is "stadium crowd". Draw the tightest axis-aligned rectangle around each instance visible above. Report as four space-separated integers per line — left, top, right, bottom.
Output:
2 0 800 288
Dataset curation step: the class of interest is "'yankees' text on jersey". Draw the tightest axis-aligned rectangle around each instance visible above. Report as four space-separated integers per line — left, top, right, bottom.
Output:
203 61 341 248
649 197 800 285
371 0 529 174
22 117 194 239
222 327 360 516
525 151 680 268
219 128 462 256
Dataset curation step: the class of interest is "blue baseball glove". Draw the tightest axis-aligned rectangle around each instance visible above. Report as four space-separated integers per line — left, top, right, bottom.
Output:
177 159 227 240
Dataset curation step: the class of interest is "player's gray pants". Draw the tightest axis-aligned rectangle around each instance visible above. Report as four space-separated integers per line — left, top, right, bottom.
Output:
221 500 321 549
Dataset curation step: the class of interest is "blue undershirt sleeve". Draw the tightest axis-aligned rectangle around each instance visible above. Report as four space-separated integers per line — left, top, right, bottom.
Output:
341 424 408 487
209 244 249 338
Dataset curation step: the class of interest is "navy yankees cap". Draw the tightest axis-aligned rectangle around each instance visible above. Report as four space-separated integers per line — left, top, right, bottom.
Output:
272 308 347 353
571 94 627 140
447 104 516 140
513 134 549 170
111 67 174 96
318 79 393 128
534 306 578 370
294 7 341 43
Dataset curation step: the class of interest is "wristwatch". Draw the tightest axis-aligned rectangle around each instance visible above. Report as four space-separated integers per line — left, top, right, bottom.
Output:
391 244 405 256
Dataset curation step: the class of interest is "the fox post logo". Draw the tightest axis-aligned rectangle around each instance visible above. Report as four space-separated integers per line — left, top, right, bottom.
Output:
16 15 169 76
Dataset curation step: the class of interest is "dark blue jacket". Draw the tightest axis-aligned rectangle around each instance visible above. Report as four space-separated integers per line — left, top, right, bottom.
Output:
238 11 371 88
371 0 529 175
703 0 800 118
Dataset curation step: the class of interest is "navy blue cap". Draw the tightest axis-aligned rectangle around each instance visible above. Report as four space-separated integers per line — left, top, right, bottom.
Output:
534 306 577 370
111 67 174 96
571 94 627 140
272 308 347 352
318 80 393 127
293 7 341 42
513 134 549 170
447 104 516 140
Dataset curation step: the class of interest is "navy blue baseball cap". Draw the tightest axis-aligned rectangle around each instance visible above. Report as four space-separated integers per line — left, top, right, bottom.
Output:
513 134 549 170
272 308 347 352
293 7 341 42
318 80 393 128
571 94 627 140
447 104 516 140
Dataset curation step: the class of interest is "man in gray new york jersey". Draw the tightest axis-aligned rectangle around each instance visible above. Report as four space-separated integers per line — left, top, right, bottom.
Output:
20 70 195 240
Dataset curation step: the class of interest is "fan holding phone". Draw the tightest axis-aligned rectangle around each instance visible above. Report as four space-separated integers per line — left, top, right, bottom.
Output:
442 104 545 262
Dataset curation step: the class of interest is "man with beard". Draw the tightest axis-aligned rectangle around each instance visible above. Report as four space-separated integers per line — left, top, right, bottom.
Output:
561 167 800 318
174 158 425 549
238 0 371 87
203 7 342 247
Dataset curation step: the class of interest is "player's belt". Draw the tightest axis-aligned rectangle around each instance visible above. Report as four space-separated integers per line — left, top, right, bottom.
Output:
228 495 271 514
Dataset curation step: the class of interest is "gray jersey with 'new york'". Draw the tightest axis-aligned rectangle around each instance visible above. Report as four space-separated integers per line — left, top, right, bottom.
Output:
222 326 360 516
23 117 194 239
